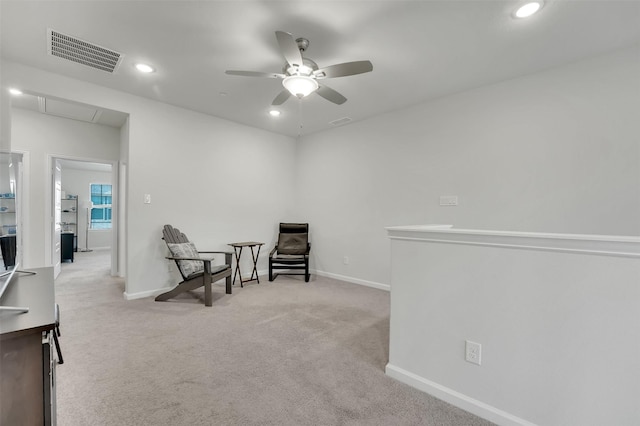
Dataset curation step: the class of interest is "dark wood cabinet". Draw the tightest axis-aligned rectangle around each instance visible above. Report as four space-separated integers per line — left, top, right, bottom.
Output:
1 267 57 425
0 234 17 269
61 232 74 263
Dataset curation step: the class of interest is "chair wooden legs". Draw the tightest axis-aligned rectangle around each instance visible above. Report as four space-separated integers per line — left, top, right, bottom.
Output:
204 263 212 307
269 258 274 281
204 282 212 307
155 268 232 306
268 257 310 282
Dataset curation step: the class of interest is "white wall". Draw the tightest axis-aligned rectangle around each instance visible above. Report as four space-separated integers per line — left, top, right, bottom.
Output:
4 46 639 295
3 61 297 298
10 107 120 267
296 47 640 287
125 102 297 297
0 85 10 151
61 167 113 250
386 226 640 425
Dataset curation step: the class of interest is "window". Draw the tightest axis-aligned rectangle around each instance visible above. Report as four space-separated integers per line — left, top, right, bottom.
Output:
90 184 112 229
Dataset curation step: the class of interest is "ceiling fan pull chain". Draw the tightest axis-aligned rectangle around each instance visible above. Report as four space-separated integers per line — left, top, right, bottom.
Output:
297 98 303 137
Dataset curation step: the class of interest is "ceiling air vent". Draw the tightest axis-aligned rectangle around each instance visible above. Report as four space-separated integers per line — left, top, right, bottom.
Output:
48 29 122 73
329 117 353 127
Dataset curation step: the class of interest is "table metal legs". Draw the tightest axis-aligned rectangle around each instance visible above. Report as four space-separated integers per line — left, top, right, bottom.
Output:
232 244 262 287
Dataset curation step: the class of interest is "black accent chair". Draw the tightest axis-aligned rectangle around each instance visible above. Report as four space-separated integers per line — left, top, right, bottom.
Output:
269 223 310 282
156 225 233 307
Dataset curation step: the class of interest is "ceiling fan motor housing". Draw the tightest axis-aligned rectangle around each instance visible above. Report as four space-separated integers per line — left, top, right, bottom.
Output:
284 57 318 77
295 37 309 52
226 31 372 105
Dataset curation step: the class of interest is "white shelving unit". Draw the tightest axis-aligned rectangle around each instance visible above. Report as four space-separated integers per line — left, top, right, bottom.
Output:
0 196 16 237
61 197 78 251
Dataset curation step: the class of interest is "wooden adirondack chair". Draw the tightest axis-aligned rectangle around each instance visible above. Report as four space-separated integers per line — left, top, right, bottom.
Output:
155 225 233 306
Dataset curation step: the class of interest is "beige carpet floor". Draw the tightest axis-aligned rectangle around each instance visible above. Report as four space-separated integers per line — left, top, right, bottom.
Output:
54 250 493 426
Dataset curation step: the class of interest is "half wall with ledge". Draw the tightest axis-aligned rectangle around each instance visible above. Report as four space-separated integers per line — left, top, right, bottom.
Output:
385 224 640 426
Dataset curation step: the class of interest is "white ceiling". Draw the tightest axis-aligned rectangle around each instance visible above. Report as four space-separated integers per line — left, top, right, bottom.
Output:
59 158 112 173
1 0 639 137
9 92 128 128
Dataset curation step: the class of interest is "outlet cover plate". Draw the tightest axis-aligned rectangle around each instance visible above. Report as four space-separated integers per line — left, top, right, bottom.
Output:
440 195 458 206
465 340 482 365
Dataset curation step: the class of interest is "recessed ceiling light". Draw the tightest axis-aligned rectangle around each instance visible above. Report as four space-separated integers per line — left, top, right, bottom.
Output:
9 88 23 95
135 63 155 73
514 1 543 18
269 110 281 117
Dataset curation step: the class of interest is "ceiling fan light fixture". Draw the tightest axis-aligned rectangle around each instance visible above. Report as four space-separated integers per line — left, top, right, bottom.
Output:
283 75 318 98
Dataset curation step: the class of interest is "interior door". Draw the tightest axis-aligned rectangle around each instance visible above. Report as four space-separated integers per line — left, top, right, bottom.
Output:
53 159 62 277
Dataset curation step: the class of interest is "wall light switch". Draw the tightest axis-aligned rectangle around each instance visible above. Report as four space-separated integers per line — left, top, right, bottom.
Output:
439 195 458 206
144 194 151 204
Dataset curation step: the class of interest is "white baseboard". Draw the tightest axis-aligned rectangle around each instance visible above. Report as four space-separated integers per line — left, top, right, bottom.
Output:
385 364 536 426
83 246 110 251
250 269 268 280
242 267 389 291
124 270 386 300
124 270 268 300
124 287 168 301
312 270 390 292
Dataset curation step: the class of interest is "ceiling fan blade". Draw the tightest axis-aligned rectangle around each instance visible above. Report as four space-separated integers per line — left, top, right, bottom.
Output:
314 60 373 79
316 84 347 105
225 70 284 78
275 31 303 68
272 90 291 106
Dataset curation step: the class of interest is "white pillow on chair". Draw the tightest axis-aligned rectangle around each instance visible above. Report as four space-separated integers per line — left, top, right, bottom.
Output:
167 242 204 278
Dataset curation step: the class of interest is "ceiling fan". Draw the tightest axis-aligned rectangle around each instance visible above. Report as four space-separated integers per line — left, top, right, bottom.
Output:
225 31 373 106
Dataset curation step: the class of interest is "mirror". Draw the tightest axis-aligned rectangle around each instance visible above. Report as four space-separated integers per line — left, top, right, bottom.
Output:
0 151 21 272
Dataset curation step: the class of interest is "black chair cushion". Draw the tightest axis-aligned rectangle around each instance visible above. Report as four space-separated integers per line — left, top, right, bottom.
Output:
277 233 308 255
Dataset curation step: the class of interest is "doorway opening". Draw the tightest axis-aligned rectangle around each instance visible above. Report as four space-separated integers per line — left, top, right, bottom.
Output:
51 157 119 279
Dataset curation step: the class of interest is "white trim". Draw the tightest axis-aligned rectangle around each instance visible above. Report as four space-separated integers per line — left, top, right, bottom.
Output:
312 269 390 292
386 225 640 258
125 269 270 300
385 364 537 426
123 269 388 302
85 246 111 251
124 287 167 301
239 269 267 281
46 154 119 276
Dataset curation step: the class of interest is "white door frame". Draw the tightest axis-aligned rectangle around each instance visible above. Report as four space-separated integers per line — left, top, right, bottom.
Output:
53 159 62 277
45 154 120 276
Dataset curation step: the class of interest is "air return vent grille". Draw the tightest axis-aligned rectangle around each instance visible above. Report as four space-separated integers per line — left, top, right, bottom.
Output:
48 29 122 73
329 117 353 126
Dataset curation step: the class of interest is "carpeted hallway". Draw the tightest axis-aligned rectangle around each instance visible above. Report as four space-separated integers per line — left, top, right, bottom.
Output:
54 250 493 426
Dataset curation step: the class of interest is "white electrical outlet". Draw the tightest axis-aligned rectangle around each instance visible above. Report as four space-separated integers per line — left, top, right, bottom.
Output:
440 195 458 206
465 340 482 365
144 194 151 204
343 256 349 265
